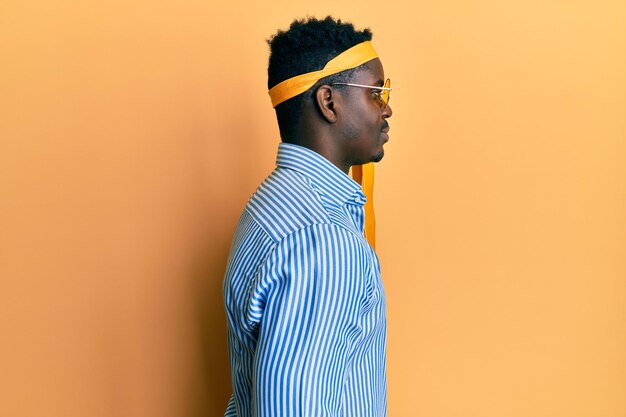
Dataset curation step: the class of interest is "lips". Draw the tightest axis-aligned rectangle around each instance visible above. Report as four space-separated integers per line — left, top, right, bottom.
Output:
381 124 390 142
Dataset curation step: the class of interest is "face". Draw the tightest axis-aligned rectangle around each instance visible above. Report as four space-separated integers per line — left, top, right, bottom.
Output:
336 58 393 167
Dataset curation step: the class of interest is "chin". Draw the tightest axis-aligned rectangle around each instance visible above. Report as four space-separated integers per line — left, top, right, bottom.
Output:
372 151 384 163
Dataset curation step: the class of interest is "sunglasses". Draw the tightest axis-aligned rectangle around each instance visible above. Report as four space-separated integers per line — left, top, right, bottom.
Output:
331 78 392 110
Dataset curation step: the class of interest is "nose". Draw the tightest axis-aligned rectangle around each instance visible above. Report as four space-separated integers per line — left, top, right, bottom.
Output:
383 103 393 118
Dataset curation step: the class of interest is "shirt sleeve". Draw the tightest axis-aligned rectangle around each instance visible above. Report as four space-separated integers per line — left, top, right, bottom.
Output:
247 223 372 416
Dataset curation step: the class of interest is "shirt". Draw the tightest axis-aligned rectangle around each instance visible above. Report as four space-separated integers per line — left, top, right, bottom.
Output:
223 142 387 417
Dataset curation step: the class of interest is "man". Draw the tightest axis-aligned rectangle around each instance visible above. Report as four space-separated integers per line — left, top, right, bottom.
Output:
223 16 393 417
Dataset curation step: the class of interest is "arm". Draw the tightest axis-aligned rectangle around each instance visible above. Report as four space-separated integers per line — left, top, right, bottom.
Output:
249 223 370 416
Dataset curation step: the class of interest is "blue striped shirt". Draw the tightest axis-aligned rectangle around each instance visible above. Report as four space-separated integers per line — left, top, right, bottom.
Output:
223 143 387 417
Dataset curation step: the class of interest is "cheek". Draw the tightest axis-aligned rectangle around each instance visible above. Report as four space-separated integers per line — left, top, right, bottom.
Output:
344 118 361 140
365 113 382 140
343 97 381 141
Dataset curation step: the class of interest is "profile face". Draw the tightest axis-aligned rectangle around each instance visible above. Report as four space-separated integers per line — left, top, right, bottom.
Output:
337 58 393 167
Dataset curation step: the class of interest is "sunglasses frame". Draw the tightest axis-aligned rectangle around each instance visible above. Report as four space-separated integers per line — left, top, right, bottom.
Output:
330 78 392 109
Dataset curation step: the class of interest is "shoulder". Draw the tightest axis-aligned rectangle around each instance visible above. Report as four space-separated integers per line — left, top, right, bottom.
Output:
245 168 332 242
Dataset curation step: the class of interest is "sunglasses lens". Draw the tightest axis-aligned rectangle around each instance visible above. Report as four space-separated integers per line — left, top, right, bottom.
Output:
381 78 391 108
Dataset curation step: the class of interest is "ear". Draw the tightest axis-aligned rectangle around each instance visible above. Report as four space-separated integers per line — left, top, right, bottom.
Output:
314 85 338 123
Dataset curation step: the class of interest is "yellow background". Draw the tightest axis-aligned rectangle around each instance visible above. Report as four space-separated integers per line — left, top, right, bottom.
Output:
1 1 625 416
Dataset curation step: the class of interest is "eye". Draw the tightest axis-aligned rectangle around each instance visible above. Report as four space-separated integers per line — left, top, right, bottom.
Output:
371 90 383 104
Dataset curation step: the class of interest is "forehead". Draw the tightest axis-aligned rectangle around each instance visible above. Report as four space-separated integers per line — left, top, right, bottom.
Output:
353 58 385 84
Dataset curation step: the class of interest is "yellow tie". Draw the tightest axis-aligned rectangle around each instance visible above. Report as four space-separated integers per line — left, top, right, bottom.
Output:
351 163 376 250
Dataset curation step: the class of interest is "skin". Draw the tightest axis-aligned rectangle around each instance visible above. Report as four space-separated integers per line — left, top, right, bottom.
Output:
292 58 393 174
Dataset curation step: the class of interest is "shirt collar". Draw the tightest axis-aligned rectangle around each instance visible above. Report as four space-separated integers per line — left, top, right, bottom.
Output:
276 142 364 205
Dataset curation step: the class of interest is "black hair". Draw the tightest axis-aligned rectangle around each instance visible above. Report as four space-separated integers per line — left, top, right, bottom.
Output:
267 16 373 141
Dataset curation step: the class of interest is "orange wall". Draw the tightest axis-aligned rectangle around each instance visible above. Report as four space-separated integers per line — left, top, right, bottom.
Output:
1 1 625 416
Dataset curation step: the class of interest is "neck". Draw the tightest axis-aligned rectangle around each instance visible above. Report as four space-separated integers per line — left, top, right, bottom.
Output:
289 124 349 175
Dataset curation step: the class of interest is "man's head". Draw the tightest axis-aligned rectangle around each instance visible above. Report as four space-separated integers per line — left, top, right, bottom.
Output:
267 16 393 173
